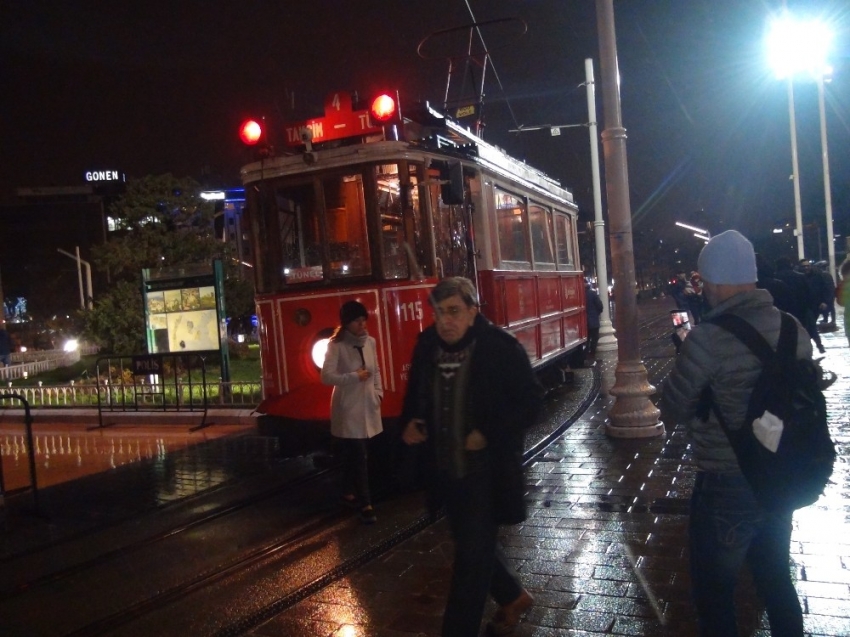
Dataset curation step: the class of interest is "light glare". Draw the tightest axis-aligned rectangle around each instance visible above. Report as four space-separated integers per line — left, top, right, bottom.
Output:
767 14 832 79
311 338 330 368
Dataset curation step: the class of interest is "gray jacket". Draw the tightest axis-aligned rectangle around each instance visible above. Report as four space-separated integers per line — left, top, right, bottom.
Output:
661 288 813 473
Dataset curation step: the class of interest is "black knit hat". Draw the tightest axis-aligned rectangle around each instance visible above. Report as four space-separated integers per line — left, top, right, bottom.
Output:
339 300 368 325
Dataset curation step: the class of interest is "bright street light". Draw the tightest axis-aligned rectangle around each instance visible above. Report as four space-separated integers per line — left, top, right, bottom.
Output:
767 16 832 80
675 221 710 239
766 13 836 279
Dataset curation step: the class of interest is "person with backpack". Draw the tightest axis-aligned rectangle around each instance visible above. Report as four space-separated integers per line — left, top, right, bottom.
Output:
661 230 816 637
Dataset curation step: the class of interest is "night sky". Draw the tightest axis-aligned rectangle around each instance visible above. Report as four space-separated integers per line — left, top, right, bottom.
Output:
2 0 849 268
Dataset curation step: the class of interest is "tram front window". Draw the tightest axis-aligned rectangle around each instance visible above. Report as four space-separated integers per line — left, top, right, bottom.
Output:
276 184 323 284
375 164 409 280
324 174 371 278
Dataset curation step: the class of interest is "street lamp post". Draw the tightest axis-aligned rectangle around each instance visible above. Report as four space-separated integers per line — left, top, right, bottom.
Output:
596 0 662 438
507 59 617 351
57 247 93 310
817 74 836 282
787 80 805 260
767 13 835 275
585 58 617 352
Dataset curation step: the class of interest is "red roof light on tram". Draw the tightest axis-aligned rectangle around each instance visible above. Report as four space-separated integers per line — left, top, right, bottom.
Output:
239 119 263 146
370 94 397 123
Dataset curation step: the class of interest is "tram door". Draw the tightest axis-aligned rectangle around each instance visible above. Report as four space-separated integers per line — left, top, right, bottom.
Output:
427 166 475 280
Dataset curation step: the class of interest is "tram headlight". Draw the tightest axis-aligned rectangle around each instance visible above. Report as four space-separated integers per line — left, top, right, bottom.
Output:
311 337 331 369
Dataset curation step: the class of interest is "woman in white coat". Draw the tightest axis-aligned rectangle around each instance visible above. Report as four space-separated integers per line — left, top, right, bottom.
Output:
321 300 383 524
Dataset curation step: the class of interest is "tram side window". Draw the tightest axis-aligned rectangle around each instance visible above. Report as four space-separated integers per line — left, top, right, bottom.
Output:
323 174 371 278
429 168 473 279
375 164 409 280
530 203 556 270
495 189 530 269
554 212 576 269
275 183 323 286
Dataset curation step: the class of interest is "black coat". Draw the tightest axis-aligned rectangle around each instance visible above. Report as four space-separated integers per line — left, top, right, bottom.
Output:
400 314 544 522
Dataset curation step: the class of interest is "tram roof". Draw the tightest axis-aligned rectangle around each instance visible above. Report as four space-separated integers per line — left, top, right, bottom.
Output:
240 103 575 208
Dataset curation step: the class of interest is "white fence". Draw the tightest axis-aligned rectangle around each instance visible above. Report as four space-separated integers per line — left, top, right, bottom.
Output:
1 350 82 382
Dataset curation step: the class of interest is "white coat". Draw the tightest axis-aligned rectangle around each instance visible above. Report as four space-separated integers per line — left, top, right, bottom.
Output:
321 330 384 439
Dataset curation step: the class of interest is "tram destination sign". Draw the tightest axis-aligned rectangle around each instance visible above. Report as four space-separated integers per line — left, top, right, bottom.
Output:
284 92 383 147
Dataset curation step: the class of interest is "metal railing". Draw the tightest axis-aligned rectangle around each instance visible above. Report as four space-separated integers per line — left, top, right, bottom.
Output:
0 394 40 513
0 380 262 408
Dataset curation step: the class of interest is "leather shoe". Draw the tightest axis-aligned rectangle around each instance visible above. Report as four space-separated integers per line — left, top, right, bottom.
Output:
488 589 534 635
360 505 377 525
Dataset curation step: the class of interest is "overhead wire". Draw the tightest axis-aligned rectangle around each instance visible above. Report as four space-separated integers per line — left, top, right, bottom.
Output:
462 0 523 132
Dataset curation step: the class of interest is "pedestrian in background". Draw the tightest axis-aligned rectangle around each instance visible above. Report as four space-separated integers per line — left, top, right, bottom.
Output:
688 271 704 325
814 261 836 327
585 280 604 362
400 277 543 636
798 259 832 332
837 259 850 347
0 323 12 367
756 254 794 315
776 257 824 354
663 230 808 636
671 271 690 313
321 300 383 524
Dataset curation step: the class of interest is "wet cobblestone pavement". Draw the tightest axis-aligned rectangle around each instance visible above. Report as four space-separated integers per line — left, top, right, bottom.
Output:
2 298 848 636
249 299 850 637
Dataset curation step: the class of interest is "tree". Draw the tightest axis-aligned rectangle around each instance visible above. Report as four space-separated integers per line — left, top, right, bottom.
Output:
94 173 221 279
82 280 146 354
82 174 255 354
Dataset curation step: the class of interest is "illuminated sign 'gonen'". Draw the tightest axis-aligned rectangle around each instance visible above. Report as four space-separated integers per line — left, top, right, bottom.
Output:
85 170 126 182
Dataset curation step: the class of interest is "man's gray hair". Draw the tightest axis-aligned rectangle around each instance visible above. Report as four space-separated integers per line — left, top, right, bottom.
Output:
429 277 480 308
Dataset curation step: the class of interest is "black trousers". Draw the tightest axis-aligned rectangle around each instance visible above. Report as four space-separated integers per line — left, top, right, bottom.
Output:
334 437 371 506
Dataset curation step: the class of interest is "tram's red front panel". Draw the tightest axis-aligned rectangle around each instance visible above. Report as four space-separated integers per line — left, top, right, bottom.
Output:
255 282 434 421
380 283 436 415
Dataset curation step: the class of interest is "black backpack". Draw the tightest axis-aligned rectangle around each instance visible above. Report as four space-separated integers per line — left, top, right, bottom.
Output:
708 312 835 512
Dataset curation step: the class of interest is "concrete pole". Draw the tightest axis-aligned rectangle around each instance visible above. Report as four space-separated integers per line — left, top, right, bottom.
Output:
0 265 5 322
817 75 836 283
595 0 662 438
788 80 805 260
74 246 85 310
585 57 617 352
57 248 93 310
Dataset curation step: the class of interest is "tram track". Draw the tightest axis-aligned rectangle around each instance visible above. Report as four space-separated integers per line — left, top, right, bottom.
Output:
0 367 599 637
0 464 338 600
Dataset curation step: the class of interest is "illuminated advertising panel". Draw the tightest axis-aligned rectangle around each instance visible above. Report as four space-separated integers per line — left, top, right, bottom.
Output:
141 262 224 355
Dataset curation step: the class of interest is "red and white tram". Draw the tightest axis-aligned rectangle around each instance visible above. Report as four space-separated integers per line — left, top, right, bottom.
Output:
239 91 587 436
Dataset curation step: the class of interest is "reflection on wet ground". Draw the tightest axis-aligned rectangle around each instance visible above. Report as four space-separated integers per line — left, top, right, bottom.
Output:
0 423 279 507
256 300 850 637
2 299 849 637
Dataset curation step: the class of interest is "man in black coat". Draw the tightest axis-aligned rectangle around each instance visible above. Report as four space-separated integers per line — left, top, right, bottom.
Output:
400 277 543 636
756 254 794 315
775 257 824 353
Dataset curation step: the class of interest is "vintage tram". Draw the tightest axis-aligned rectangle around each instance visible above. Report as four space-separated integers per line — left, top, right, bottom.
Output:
239 91 587 442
